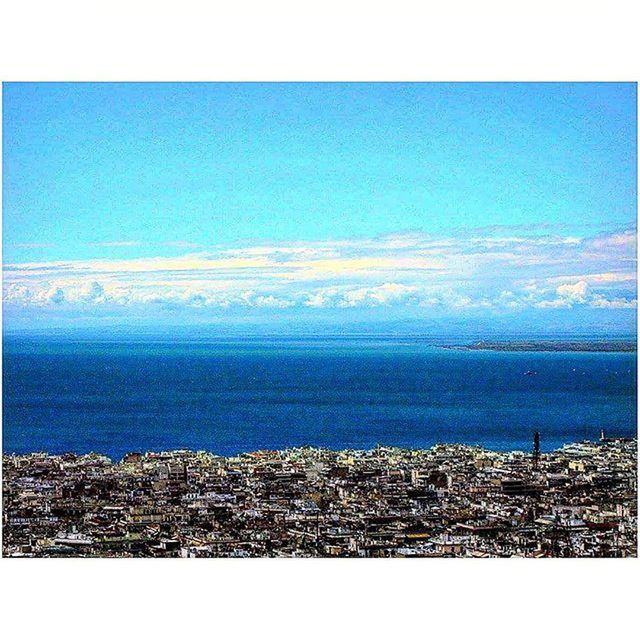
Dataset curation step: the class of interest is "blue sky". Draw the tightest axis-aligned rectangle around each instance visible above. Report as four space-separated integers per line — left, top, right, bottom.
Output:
3 83 637 334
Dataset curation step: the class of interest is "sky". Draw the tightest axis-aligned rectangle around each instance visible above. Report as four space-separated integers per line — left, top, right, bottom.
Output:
2 82 637 335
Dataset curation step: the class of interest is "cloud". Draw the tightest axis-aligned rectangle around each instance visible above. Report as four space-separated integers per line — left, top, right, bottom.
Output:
556 280 589 303
532 280 636 311
13 242 54 249
535 298 572 309
4 228 636 317
254 295 295 309
546 272 636 285
40 286 65 305
285 256 446 276
79 281 105 302
90 241 141 247
589 295 637 309
589 230 636 250
163 241 201 249
221 245 338 259
303 288 340 308
339 283 418 308
4 284 32 303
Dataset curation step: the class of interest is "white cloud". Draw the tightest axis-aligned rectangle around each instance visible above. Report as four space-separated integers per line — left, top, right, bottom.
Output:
254 295 294 309
589 295 637 309
3 284 32 303
303 289 340 308
13 242 54 249
556 280 589 303
40 286 65 305
590 230 636 250
339 283 417 308
546 272 636 285
163 241 201 249
4 228 636 316
91 241 141 247
535 298 572 309
79 281 105 302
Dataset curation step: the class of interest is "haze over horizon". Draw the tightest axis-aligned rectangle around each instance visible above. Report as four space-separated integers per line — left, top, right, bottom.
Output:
3 83 637 336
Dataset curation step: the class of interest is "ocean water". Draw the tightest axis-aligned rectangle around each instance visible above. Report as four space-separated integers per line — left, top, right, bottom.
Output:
2 337 637 460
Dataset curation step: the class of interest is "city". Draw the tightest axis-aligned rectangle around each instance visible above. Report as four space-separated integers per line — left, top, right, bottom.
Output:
3 434 636 558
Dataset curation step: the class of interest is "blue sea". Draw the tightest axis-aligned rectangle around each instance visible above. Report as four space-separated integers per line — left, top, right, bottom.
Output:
2 336 637 460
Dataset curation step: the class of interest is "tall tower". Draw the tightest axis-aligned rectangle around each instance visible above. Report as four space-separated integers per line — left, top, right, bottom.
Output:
532 431 540 470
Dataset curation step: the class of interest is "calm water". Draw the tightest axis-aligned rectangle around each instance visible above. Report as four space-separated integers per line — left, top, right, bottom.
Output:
2 337 637 460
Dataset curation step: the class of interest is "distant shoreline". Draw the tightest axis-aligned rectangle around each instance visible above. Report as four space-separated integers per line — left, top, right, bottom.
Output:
4 438 637 465
446 340 637 353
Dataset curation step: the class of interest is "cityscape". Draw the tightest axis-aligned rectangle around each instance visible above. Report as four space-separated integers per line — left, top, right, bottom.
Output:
4 433 636 558
1 13 639 640
3 83 637 561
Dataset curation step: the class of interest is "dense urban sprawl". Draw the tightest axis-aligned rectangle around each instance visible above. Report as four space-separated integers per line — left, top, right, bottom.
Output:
3 436 636 557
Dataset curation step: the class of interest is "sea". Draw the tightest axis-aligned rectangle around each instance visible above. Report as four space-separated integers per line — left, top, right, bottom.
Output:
2 336 637 461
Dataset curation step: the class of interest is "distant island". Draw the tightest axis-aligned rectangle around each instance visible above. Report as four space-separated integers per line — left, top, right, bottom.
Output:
447 340 636 353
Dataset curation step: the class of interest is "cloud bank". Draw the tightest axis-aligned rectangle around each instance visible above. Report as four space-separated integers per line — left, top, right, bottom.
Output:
3 228 636 322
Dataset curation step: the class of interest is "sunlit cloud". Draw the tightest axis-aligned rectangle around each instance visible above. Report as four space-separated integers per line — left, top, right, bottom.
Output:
545 272 636 285
4 228 636 317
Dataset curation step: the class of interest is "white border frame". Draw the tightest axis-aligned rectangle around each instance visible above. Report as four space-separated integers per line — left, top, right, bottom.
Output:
1 2 638 638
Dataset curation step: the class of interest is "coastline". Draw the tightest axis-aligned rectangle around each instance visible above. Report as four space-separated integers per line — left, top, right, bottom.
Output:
445 340 637 352
4 438 636 558
3 436 637 464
